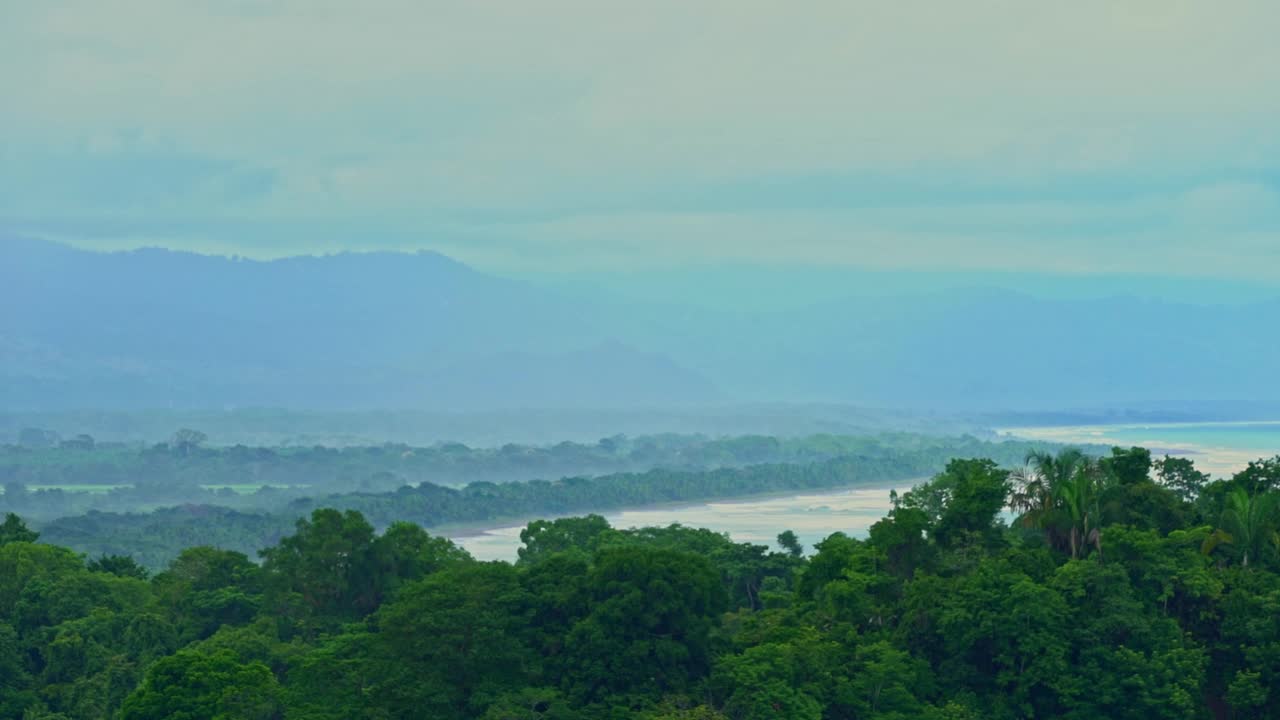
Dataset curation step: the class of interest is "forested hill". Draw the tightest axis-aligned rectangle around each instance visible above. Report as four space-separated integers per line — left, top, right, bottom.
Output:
0 238 719 410
6 238 1280 414
4 446 1280 718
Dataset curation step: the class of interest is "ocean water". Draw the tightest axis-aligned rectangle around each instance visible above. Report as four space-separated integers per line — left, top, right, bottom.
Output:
1097 422 1280 453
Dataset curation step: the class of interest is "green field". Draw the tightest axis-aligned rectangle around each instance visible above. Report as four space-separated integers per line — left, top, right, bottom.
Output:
11 484 134 494
200 483 306 494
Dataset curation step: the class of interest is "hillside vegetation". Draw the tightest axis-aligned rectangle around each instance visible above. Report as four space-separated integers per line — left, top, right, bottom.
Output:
3 447 1280 718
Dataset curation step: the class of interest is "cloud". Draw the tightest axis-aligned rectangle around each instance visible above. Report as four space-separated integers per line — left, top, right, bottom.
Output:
1 0 1279 277
0 137 278 216
442 184 1280 278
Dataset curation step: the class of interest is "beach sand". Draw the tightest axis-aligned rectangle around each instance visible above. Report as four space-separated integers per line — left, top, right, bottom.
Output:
998 423 1275 478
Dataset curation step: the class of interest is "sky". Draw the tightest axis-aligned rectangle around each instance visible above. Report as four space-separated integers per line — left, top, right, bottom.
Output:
3 0 1280 281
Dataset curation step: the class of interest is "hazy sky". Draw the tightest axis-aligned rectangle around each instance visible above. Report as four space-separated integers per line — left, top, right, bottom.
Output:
3 1 1279 278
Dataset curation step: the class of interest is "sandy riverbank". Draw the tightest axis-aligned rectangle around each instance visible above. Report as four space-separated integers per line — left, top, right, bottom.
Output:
446 479 920 561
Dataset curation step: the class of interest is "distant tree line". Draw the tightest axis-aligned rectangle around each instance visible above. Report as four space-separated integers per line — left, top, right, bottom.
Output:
34 436 1055 568
2 431 1038 522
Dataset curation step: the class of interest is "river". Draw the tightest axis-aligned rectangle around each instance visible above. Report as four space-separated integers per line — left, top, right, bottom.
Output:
455 421 1280 561
455 482 915 561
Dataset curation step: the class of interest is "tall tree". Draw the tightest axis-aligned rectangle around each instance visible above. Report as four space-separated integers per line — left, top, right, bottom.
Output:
1211 488 1279 568
371 562 532 720
1056 459 1109 560
927 458 1011 548
1102 446 1153 486
518 515 611 564
563 546 726 702
776 530 805 558
1010 449 1111 559
0 513 38 545
1232 457 1280 496
1010 449 1085 552
119 649 281 720
169 429 208 458
87 554 149 580
1155 455 1210 503
260 509 380 627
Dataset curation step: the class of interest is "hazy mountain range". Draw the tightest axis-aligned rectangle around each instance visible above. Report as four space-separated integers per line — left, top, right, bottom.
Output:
4 237 1279 415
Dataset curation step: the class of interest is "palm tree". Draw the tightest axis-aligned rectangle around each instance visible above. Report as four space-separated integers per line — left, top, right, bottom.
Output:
1211 488 1280 568
1055 460 1107 560
1009 449 1107 559
1009 450 1058 525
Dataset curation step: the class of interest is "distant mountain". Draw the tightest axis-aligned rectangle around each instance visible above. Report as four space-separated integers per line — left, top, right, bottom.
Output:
0 238 720 410
632 287 1280 411
3 238 1279 414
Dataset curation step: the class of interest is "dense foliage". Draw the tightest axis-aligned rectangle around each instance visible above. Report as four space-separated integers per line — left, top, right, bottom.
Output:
3 446 1280 718
28 435 1052 568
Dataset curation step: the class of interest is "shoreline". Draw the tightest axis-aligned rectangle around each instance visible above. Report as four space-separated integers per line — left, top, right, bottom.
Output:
431 477 920 541
997 422 1277 478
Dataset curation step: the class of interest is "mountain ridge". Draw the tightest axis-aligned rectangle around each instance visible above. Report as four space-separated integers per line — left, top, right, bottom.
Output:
3 237 1278 413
